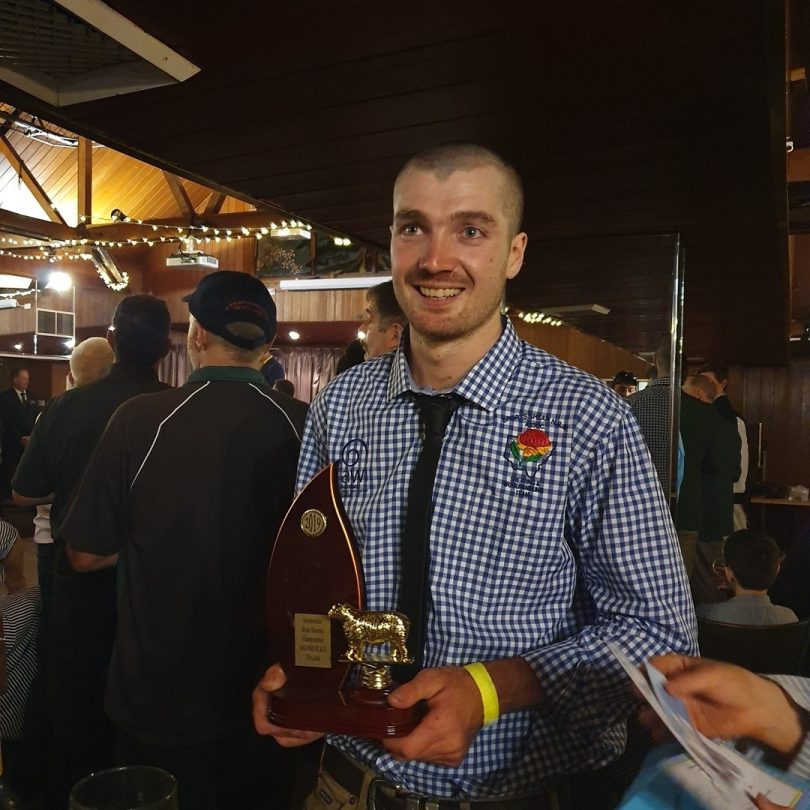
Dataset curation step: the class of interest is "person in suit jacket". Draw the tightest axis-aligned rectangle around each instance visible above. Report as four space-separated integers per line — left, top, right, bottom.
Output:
0 367 36 497
698 361 750 530
677 374 740 604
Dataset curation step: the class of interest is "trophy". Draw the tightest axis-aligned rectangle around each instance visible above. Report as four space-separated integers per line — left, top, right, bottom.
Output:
265 463 423 738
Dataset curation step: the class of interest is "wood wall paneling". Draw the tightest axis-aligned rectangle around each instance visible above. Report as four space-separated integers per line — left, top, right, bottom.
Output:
512 318 648 380
729 358 810 490
50 360 69 398
272 289 367 324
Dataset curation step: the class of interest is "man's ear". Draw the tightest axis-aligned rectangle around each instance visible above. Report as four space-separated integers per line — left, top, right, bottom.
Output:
194 324 208 352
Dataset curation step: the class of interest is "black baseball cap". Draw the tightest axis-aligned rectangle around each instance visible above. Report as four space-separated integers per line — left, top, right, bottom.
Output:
611 371 638 386
183 271 276 349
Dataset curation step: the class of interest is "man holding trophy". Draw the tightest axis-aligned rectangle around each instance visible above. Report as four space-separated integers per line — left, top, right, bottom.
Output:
254 143 697 807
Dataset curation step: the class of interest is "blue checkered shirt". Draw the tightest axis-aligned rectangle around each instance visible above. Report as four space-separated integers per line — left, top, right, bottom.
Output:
297 319 697 799
766 676 810 780
627 378 671 497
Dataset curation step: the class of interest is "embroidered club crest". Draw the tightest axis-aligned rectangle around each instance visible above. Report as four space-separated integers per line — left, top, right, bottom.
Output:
510 428 553 465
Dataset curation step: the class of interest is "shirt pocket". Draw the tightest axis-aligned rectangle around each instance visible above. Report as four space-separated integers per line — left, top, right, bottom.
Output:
429 434 577 655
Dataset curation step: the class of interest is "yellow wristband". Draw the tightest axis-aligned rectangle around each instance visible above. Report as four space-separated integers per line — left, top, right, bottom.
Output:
464 662 499 727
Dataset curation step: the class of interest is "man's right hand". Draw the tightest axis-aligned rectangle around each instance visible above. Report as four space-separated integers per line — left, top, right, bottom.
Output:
251 663 325 747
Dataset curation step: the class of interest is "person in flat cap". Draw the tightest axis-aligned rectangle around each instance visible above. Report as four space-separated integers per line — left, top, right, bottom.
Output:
61 271 308 810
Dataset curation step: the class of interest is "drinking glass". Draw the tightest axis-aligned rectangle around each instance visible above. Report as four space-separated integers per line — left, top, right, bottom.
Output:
69 766 177 810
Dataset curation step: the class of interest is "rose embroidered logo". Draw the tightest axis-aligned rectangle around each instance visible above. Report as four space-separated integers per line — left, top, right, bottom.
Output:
510 428 552 464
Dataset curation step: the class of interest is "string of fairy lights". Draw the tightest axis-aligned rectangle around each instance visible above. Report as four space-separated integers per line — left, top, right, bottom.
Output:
0 216 357 291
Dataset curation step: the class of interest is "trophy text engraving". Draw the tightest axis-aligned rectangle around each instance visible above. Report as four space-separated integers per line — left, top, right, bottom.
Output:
294 613 332 668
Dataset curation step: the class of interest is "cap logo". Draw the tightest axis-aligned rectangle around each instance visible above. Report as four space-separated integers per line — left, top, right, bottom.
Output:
225 299 269 322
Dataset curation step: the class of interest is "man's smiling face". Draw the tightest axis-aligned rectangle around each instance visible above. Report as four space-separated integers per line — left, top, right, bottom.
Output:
390 164 526 346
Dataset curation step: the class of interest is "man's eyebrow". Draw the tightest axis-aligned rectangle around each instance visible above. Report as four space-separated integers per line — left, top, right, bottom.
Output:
393 209 498 225
393 209 425 221
451 210 497 225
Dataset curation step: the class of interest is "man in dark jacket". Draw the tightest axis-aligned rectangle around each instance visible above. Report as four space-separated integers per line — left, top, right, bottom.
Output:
677 374 740 604
0 366 37 497
13 295 172 809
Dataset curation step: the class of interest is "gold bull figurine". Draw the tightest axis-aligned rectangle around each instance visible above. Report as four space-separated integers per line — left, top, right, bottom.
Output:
327 603 412 664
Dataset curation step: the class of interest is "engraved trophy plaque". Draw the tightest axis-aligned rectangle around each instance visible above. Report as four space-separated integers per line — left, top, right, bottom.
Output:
265 463 423 738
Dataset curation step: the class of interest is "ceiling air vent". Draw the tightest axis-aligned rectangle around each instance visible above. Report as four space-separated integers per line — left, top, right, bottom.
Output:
0 0 199 106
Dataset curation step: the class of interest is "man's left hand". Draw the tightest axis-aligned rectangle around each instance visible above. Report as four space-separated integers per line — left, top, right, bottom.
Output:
383 666 483 766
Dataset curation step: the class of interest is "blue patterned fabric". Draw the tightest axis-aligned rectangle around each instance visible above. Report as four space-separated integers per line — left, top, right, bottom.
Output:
769 675 810 782
627 377 672 497
297 318 697 799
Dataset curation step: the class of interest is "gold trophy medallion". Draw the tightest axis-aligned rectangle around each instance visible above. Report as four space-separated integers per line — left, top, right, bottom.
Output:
300 508 327 537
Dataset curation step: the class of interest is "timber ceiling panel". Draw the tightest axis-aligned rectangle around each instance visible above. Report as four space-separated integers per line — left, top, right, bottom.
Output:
0 103 255 226
0 0 793 363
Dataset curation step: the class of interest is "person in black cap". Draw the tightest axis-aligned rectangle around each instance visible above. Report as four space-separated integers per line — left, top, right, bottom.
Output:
609 370 638 398
61 271 308 810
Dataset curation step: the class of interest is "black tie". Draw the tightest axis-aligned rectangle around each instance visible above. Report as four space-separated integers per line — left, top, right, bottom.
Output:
396 393 461 679
20 392 26 407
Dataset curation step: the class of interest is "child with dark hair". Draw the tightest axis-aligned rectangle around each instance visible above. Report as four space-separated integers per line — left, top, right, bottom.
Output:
698 530 798 625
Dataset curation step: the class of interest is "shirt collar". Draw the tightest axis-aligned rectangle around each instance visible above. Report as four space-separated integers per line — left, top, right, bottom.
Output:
649 376 671 388
386 316 523 412
187 365 265 385
106 362 161 383
731 593 772 603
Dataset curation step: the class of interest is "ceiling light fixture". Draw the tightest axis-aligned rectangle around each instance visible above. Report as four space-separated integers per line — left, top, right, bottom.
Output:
46 271 73 291
271 221 311 240
541 304 611 315
0 274 33 290
279 275 392 291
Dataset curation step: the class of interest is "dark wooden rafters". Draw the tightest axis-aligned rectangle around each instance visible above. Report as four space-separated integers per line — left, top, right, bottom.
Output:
0 0 793 362
202 190 225 215
0 134 67 225
162 171 194 217
77 136 92 225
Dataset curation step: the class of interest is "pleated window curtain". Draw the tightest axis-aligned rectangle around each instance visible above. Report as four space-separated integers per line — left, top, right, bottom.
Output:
272 347 342 403
157 338 341 403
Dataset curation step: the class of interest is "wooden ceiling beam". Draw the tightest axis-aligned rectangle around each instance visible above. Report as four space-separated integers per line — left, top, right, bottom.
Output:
0 134 67 225
0 208 74 241
162 171 194 217
77 136 92 225
202 191 226 216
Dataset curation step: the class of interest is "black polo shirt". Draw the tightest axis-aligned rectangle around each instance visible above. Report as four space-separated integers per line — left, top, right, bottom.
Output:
12 362 169 541
61 366 307 744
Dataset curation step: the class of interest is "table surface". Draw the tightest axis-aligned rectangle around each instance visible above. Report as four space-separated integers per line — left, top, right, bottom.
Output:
751 497 810 507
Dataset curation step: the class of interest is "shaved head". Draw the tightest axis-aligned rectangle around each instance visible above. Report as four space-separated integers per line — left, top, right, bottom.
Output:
394 142 524 236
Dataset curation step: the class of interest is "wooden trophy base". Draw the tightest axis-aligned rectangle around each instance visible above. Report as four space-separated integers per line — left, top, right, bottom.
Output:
267 669 424 739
